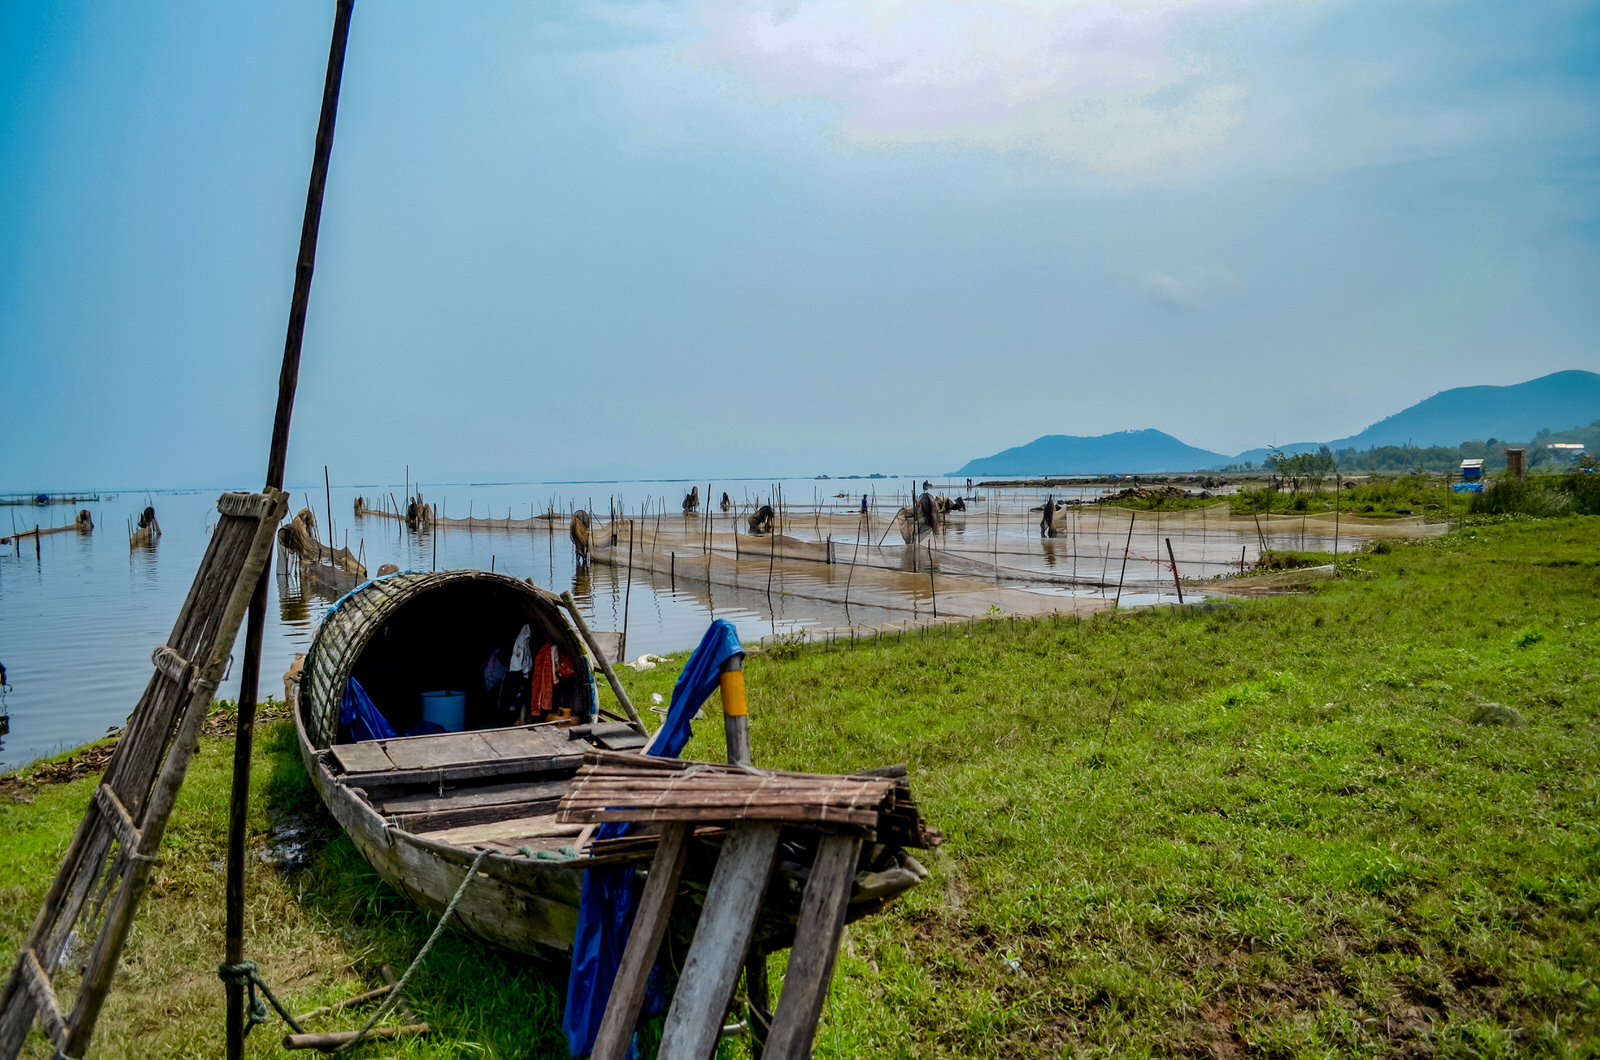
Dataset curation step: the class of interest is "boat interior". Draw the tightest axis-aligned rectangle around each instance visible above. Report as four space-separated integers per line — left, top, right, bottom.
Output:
329 720 646 857
306 575 649 857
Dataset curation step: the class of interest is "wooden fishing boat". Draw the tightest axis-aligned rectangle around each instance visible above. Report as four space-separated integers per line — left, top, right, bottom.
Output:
291 568 933 960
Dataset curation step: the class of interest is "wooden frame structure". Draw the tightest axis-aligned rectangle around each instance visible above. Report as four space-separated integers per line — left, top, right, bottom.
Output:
0 489 288 1059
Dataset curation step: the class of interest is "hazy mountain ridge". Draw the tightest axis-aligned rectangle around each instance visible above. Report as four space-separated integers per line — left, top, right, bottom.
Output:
955 430 1231 477
956 371 1600 476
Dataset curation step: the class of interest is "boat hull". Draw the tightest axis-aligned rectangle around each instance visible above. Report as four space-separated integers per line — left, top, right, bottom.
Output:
295 706 584 957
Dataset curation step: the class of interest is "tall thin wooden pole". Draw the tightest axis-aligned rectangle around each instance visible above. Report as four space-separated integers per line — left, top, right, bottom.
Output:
225 4 354 1057
1114 512 1135 609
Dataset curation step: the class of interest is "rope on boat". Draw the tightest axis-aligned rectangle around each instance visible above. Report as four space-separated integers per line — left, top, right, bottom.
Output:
334 847 490 1052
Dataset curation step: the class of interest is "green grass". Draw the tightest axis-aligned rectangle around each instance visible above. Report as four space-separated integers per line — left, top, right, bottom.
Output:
1230 474 1459 519
4 518 1599 1057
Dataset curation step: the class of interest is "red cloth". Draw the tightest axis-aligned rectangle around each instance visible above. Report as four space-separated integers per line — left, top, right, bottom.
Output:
530 644 575 719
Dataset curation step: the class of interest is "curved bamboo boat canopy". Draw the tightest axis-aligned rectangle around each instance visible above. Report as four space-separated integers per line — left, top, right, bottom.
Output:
301 569 596 748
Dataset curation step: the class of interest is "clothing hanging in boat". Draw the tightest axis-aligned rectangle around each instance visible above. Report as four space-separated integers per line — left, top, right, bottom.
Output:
508 624 533 675
529 643 574 720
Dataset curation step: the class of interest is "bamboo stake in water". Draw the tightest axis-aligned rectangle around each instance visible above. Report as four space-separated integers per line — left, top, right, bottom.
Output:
1114 512 1135 608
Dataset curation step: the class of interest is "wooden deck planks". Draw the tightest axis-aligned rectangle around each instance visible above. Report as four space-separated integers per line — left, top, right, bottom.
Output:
329 742 394 774
383 731 496 771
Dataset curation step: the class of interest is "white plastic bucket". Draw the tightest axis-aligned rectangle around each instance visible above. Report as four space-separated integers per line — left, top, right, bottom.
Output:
419 690 467 733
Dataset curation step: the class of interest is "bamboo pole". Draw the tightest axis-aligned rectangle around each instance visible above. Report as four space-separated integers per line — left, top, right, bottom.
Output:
560 591 646 736
1114 512 1135 609
225 4 354 1056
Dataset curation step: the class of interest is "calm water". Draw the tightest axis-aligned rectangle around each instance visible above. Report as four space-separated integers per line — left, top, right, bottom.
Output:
0 475 1426 769
0 477 933 769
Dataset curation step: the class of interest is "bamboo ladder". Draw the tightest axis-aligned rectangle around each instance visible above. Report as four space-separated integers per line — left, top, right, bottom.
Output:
0 488 288 1059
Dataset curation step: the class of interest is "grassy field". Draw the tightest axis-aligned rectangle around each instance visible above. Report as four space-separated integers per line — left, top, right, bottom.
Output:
3 517 1598 1057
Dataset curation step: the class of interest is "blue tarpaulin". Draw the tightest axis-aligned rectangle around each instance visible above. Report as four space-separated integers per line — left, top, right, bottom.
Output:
340 676 398 743
562 619 744 1058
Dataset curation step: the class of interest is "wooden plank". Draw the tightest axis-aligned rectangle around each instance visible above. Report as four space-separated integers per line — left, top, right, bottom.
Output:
382 731 496 771
417 815 583 847
374 778 572 815
93 785 142 855
566 803 880 831
20 950 67 1048
487 727 575 760
762 835 862 1060
336 754 586 789
386 797 565 835
657 821 781 1060
591 823 691 1060
329 742 395 775
216 491 280 519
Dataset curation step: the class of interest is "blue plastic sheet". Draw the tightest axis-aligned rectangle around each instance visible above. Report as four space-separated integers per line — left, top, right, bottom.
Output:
340 676 397 743
562 619 744 1058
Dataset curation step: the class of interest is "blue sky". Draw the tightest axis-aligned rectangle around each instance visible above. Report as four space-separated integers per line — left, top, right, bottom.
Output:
2 0 1597 490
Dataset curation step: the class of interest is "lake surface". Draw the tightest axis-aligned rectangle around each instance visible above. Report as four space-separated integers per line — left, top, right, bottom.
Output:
0 475 1432 769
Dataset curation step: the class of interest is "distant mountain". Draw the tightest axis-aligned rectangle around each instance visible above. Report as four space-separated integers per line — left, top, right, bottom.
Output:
957 370 1600 477
1234 370 1600 465
954 430 1229 477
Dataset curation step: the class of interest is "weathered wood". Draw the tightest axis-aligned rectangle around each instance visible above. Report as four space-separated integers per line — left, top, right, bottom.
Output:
334 753 585 789
298 710 584 954
572 803 879 831
762 835 861 1060
0 490 285 1060
282 1024 430 1051
20 951 67 1048
386 797 564 835
591 822 692 1060
657 821 781 1060
372 777 571 816
217 492 281 520
92 784 142 855
383 731 496 771
558 756 941 848
485 727 576 760
418 816 582 847
329 742 394 774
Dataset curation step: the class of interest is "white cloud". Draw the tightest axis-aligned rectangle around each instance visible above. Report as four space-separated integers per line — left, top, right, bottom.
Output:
1142 266 1239 307
682 0 1261 172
